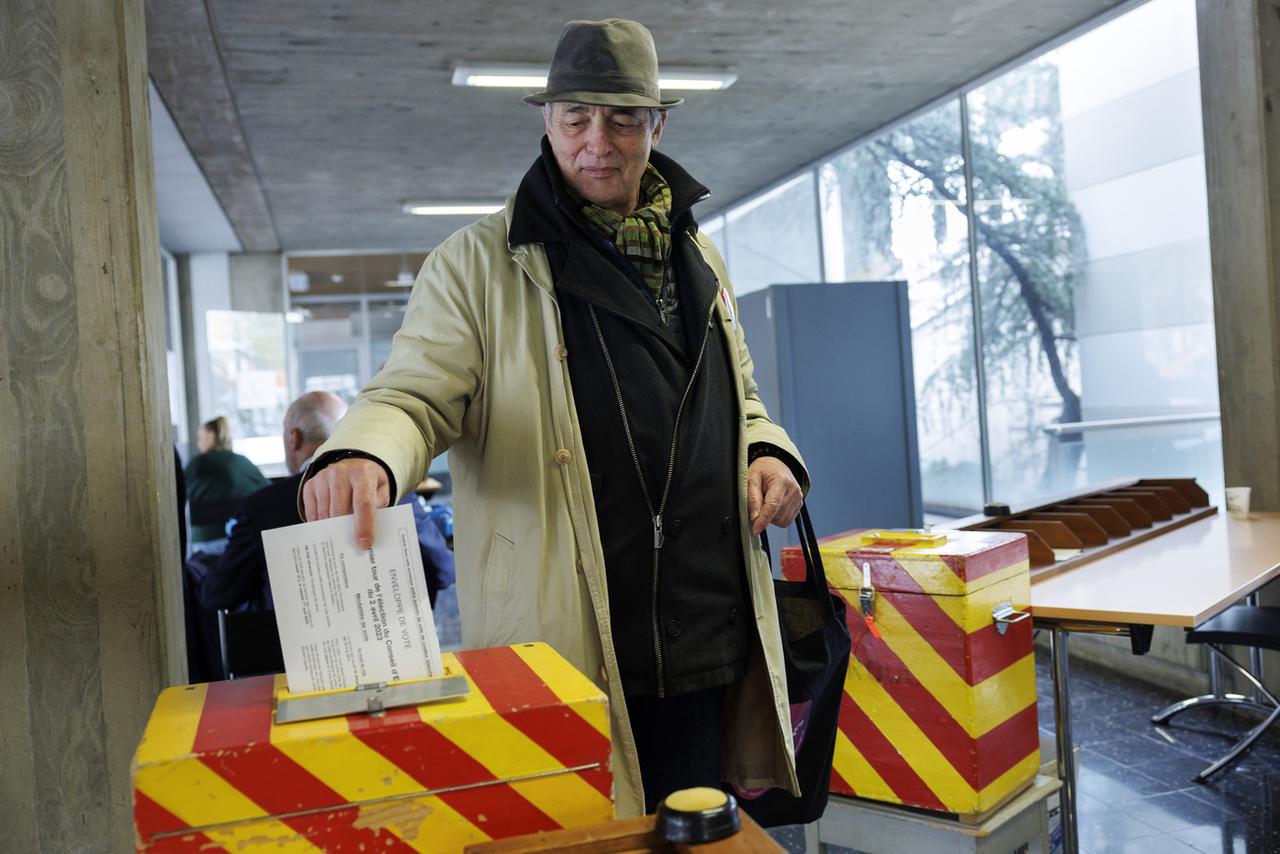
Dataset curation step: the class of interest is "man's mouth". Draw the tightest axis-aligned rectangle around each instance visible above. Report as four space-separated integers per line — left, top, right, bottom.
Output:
581 166 617 178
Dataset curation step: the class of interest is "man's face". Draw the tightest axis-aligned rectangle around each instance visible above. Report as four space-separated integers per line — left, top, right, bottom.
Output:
544 103 666 215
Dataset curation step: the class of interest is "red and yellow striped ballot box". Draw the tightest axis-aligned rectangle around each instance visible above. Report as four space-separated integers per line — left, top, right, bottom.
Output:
131 643 613 852
782 529 1037 816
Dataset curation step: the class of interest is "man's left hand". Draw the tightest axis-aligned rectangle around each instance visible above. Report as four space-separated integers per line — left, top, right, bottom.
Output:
747 455 803 535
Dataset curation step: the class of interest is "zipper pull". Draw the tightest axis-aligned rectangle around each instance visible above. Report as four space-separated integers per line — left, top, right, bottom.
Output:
653 515 665 550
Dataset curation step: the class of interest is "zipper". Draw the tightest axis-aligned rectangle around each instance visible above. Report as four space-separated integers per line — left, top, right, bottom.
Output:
588 294 719 697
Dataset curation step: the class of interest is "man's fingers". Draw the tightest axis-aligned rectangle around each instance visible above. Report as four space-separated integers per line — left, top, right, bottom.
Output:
314 472 332 520
352 473 379 551
303 479 319 522
747 468 764 524
752 476 784 535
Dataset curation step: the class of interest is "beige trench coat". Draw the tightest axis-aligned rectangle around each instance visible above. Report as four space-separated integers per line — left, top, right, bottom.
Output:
308 195 806 816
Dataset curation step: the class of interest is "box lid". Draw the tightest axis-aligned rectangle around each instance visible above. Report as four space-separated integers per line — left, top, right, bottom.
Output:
132 643 612 843
782 528 1029 596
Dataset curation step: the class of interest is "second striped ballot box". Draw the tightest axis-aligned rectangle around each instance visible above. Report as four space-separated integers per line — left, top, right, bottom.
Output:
783 529 1037 817
132 643 613 852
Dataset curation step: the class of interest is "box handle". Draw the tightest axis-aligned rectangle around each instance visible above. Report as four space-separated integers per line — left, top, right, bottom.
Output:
993 602 1030 635
853 529 949 548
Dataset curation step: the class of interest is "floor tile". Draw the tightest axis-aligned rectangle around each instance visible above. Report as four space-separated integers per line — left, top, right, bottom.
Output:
1080 833 1200 854
1119 788 1245 834
1170 818 1264 854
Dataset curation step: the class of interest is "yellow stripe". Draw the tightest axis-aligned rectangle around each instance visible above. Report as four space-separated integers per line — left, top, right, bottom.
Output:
271 718 487 849
873 596 1037 737
134 683 208 767
349 795 489 853
196 818 325 852
429 687 613 827
844 654 977 812
923 568 1031 633
511 643 612 739
976 751 1041 812
135 758 270 831
831 728 898 805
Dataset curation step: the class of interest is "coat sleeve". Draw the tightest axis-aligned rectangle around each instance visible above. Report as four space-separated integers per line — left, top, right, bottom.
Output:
304 225 490 503
692 232 810 494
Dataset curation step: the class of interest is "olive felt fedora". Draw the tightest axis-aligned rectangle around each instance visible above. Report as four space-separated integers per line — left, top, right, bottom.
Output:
523 19 683 109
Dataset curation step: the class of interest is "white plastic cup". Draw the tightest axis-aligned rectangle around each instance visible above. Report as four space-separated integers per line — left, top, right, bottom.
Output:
1225 486 1252 518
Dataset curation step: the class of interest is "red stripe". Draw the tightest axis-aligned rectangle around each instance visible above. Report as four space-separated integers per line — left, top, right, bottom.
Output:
350 707 562 837
938 534 1027 582
974 702 1040 789
195 677 414 851
192 675 276 752
838 689 947 811
830 766 858 799
847 606 1037 789
878 587 1030 686
133 791 213 850
967 618 1034 684
848 609 980 788
454 647 612 797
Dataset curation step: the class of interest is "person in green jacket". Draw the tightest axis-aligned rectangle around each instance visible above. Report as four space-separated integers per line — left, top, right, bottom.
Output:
183 415 268 554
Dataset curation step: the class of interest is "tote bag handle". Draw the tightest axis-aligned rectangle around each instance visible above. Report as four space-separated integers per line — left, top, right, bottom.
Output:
760 503 836 618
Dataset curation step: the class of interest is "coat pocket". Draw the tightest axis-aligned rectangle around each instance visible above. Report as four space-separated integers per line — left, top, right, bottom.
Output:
477 531 516 642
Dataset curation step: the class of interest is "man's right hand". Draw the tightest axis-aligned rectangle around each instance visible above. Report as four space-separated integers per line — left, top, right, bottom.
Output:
302 458 390 550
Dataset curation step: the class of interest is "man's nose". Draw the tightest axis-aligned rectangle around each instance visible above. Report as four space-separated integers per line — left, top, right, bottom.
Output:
584 119 611 156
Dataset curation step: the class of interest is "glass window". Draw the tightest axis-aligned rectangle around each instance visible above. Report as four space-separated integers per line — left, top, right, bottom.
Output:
368 300 407 374
205 310 289 471
966 0 1219 503
820 100 984 514
725 173 822 295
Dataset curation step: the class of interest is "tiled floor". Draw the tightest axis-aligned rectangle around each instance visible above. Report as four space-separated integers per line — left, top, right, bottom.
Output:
768 646 1280 853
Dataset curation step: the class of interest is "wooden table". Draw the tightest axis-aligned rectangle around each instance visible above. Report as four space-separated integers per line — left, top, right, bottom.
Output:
464 810 782 853
1030 511 1280 854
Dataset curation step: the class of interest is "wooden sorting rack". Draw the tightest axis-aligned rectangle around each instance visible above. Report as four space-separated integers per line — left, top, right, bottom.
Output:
941 478 1215 582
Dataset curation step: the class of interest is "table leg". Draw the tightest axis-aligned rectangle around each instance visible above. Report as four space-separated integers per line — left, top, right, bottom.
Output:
1050 626 1079 854
1248 591 1265 704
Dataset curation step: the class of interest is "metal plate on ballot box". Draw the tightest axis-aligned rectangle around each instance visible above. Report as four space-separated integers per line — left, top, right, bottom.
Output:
274 674 470 724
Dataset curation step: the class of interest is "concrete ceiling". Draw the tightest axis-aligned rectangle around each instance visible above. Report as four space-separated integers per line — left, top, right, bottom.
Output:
147 0 1130 253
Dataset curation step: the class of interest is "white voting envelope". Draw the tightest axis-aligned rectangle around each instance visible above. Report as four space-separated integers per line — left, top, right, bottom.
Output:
261 503 443 695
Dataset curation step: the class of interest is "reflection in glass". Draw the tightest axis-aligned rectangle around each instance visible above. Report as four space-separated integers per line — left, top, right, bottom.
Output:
966 0 1218 503
205 310 289 470
725 174 822 295
820 100 984 514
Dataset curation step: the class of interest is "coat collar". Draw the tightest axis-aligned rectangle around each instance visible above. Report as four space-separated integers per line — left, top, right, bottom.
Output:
508 137 709 248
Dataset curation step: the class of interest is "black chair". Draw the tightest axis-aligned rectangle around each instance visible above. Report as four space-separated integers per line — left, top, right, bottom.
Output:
1151 605 1280 781
216 609 285 680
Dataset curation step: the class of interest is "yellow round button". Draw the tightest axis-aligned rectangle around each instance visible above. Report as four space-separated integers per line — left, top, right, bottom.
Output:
663 787 729 813
554 448 572 465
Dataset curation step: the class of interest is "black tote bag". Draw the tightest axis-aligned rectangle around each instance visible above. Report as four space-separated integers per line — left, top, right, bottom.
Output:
736 503 851 827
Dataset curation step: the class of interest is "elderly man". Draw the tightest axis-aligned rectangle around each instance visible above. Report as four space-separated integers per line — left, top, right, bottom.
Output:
200 391 453 613
302 19 807 814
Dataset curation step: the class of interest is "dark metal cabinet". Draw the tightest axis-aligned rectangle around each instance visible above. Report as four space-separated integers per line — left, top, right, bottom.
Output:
737 282 922 546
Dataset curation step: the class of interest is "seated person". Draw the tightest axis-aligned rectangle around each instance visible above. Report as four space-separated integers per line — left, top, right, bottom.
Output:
184 415 268 555
198 391 455 614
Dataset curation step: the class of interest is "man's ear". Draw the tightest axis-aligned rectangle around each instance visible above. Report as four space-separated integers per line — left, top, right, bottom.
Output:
288 426 304 453
650 110 668 147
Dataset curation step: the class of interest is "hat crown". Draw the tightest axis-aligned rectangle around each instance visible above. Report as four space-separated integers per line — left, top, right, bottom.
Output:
524 18 682 109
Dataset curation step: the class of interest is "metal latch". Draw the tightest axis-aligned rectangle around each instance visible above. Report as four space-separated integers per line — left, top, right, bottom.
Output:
992 602 1031 635
859 562 882 639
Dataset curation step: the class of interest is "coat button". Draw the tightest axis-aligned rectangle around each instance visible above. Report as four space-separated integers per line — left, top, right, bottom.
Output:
666 619 682 638
721 515 734 534
669 518 684 536
554 344 568 361
554 448 572 465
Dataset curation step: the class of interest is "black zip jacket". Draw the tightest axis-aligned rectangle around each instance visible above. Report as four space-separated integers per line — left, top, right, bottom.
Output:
508 139 753 697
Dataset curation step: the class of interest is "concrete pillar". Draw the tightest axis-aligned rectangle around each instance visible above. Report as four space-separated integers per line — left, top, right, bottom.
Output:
230 251 285 314
0 0 183 850
1197 0 1280 687
1198 0 1280 510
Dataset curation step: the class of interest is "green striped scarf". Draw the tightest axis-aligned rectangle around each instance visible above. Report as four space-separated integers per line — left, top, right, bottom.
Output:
577 164 672 301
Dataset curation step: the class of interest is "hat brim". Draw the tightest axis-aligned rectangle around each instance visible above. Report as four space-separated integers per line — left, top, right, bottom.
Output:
522 89 683 109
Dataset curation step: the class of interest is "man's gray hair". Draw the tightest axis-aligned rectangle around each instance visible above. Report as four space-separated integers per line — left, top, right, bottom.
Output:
285 391 346 445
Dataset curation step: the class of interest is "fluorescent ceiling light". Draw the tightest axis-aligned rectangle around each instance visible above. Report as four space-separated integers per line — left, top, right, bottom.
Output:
451 64 737 91
402 202 504 216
